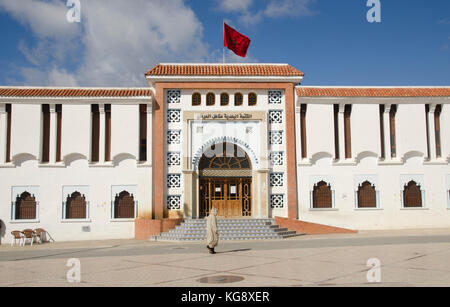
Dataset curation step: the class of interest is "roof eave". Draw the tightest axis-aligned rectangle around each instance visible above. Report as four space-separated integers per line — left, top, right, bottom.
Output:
145 75 304 84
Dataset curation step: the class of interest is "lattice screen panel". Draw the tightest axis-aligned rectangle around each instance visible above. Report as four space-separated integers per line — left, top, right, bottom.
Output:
166 90 181 104
270 194 284 208
270 173 284 187
269 110 283 124
167 195 181 210
268 91 283 104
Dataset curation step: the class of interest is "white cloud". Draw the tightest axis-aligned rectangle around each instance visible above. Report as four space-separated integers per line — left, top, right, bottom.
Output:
21 66 79 87
223 0 317 27
0 0 80 39
218 0 253 12
264 0 316 18
0 0 211 87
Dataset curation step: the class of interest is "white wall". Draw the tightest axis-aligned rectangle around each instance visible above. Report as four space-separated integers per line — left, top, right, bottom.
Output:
351 104 381 159
0 102 151 244
306 104 335 160
111 104 139 160
396 104 427 158
10 104 41 160
296 101 450 230
61 104 91 160
0 159 154 244
297 158 450 230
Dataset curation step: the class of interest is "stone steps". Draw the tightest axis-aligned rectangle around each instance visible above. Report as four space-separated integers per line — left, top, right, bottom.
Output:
151 218 300 242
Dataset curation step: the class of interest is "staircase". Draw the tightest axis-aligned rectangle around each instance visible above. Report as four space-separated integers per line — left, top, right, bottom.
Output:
151 218 299 242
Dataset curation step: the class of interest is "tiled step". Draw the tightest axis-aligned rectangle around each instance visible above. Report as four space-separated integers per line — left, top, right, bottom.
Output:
167 227 291 234
151 218 301 242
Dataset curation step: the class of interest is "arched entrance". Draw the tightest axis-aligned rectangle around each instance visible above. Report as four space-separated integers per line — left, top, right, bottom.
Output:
198 142 252 218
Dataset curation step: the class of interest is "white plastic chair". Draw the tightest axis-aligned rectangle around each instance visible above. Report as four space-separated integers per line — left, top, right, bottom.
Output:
11 231 24 247
21 229 37 246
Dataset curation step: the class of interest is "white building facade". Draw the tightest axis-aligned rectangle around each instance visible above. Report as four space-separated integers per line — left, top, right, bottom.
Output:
0 64 449 243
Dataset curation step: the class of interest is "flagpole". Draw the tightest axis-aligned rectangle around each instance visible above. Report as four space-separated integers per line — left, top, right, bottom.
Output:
222 20 225 64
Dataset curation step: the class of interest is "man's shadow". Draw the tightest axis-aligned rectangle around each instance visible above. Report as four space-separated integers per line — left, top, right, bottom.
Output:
215 248 252 254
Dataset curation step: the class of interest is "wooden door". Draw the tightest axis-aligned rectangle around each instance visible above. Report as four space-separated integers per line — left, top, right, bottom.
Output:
200 177 251 218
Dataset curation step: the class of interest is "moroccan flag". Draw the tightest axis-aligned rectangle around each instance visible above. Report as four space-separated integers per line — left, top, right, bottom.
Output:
223 23 251 57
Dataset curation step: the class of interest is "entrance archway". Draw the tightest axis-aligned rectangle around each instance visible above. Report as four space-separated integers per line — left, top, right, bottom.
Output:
198 142 252 218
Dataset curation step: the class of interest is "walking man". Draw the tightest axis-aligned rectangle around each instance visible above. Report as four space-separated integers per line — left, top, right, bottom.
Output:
206 207 219 254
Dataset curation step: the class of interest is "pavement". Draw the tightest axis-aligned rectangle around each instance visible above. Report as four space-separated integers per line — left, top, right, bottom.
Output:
2 228 450 287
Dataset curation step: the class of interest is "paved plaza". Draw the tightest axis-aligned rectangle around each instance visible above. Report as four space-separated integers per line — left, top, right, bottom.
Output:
1 229 450 287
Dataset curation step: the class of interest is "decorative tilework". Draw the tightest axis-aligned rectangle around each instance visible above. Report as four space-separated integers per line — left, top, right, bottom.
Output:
269 131 283 145
167 195 181 210
269 152 284 166
166 90 181 104
269 110 283 124
270 194 284 208
270 173 284 187
167 109 181 123
167 152 181 166
268 90 283 104
167 130 181 144
167 174 181 188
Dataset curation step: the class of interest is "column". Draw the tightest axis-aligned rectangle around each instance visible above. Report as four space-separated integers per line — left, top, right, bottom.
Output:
257 169 269 218
146 103 152 163
98 104 105 164
338 104 346 160
49 104 57 164
284 84 298 219
183 170 195 219
137 103 153 219
427 104 437 161
383 104 392 160
295 105 302 161
0 104 6 164
153 85 165 220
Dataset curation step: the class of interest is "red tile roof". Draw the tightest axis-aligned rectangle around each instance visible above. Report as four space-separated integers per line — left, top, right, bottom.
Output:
0 88 152 98
145 64 305 77
296 87 450 97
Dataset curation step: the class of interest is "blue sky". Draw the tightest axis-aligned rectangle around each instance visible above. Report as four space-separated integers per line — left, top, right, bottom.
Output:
0 0 449 87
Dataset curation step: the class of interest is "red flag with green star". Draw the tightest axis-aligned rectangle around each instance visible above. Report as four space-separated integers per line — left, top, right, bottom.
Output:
223 23 251 58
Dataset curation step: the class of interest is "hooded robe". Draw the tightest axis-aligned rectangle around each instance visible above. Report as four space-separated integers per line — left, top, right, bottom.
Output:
206 208 219 248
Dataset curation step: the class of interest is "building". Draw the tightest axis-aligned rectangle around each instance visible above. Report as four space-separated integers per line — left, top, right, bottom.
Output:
0 63 449 243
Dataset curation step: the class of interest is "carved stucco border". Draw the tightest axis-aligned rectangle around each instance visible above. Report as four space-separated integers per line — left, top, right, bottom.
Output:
182 111 268 171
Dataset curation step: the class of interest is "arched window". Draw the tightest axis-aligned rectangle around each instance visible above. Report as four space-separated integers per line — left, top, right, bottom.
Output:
66 191 87 219
248 93 257 106
312 181 332 209
114 191 135 219
206 93 215 106
199 143 252 170
234 93 243 106
403 181 423 208
220 93 229 106
15 191 37 220
192 93 201 106
357 181 377 208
